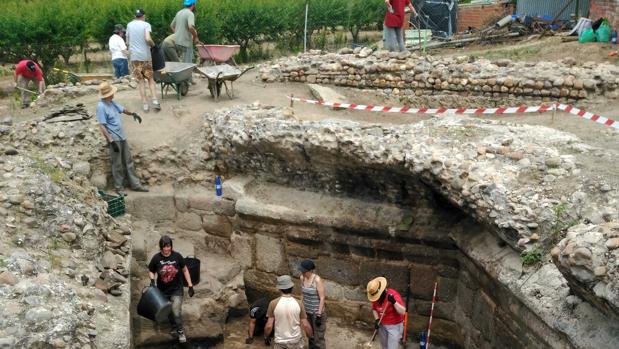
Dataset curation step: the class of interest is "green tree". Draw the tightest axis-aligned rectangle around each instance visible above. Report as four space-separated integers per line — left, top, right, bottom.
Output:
346 0 384 43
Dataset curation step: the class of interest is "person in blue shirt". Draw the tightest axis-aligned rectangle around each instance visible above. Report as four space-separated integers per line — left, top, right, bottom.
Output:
96 81 148 195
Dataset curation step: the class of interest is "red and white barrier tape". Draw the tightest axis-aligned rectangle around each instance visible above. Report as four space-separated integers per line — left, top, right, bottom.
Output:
556 104 618 129
288 96 619 129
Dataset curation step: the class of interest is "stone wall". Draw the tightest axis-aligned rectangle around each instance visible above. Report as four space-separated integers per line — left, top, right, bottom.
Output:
590 0 619 29
124 174 618 348
197 105 619 348
457 1 514 32
260 51 619 106
125 186 244 348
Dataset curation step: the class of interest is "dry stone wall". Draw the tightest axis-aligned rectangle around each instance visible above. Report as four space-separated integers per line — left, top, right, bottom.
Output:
260 49 619 106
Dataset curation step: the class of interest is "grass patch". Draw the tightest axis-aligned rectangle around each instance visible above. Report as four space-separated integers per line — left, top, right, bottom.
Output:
521 248 543 266
32 155 65 183
473 46 542 61
550 202 579 245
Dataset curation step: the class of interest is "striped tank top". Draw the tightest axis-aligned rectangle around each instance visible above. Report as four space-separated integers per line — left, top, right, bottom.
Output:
301 274 320 315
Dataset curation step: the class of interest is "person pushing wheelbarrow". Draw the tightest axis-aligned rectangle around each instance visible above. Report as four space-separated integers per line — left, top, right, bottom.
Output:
365 277 407 349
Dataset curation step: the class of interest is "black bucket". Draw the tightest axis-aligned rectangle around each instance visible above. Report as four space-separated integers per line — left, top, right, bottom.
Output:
183 256 200 287
137 286 171 322
151 45 165 71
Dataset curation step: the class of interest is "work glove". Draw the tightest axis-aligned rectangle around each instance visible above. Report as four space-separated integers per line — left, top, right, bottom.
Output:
149 279 155 287
264 336 272 346
110 141 120 153
132 112 142 124
245 337 254 344
374 318 381 329
388 293 396 304
315 314 322 327
188 286 195 297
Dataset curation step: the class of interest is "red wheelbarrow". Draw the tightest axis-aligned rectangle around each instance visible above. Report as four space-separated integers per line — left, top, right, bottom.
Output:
197 44 240 66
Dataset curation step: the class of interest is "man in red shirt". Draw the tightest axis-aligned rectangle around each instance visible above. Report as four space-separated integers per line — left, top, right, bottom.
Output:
14 60 46 108
367 276 407 349
384 0 417 52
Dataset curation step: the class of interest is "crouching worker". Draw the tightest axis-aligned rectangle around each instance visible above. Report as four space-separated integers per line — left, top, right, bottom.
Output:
96 81 148 196
246 296 274 345
148 235 195 343
367 276 406 349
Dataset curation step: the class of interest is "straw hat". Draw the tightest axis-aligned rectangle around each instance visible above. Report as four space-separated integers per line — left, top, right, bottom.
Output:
98 82 117 99
366 276 387 302
276 275 294 290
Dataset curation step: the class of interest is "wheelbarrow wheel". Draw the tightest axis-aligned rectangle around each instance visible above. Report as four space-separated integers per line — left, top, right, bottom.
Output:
179 81 189 96
208 81 216 98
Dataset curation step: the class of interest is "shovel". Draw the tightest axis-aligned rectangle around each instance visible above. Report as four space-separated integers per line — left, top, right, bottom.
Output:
361 309 387 349
15 86 39 95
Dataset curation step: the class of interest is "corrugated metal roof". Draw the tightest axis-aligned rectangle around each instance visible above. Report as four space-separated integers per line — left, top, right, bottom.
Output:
516 0 590 20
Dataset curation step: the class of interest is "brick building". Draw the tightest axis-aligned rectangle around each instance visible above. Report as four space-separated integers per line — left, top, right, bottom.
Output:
590 0 619 28
457 1 514 33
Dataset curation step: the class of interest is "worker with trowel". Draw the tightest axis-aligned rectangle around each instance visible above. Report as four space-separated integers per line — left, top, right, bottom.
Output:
13 60 46 109
367 277 407 349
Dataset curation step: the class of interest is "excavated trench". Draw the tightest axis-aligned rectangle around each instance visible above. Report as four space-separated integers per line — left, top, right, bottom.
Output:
125 172 571 349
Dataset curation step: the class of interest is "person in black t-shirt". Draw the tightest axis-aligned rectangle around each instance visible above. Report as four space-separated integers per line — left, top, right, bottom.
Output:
148 235 194 343
245 296 274 345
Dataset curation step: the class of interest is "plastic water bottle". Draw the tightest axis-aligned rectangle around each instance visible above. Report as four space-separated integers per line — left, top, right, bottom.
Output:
419 332 427 349
215 176 222 197
612 30 617 44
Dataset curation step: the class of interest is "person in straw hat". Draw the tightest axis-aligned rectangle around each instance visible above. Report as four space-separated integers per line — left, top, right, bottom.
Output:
96 81 148 195
264 275 313 349
367 276 406 349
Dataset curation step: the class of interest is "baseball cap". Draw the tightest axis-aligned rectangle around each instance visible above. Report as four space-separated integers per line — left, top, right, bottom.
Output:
298 259 315 273
113 24 125 33
135 8 145 17
26 61 36 72
184 0 196 6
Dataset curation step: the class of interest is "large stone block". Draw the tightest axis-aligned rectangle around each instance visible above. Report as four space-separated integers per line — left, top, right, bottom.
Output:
229 231 253 269
318 255 360 286
125 191 176 222
359 261 409 294
409 264 438 300
189 192 236 216
176 211 203 231
472 289 496 340
205 253 241 284
323 279 366 302
255 234 287 274
202 213 233 237
457 280 475 317
437 276 458 302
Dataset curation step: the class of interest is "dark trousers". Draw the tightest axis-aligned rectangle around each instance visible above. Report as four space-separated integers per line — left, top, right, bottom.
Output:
109 140 141 190
307 312 327 349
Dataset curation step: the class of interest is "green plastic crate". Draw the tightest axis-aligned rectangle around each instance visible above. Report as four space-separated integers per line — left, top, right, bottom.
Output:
98 190 125 217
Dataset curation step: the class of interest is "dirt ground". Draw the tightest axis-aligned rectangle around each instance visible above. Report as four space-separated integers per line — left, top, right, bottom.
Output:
434 35 619 64
214 316 444 349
